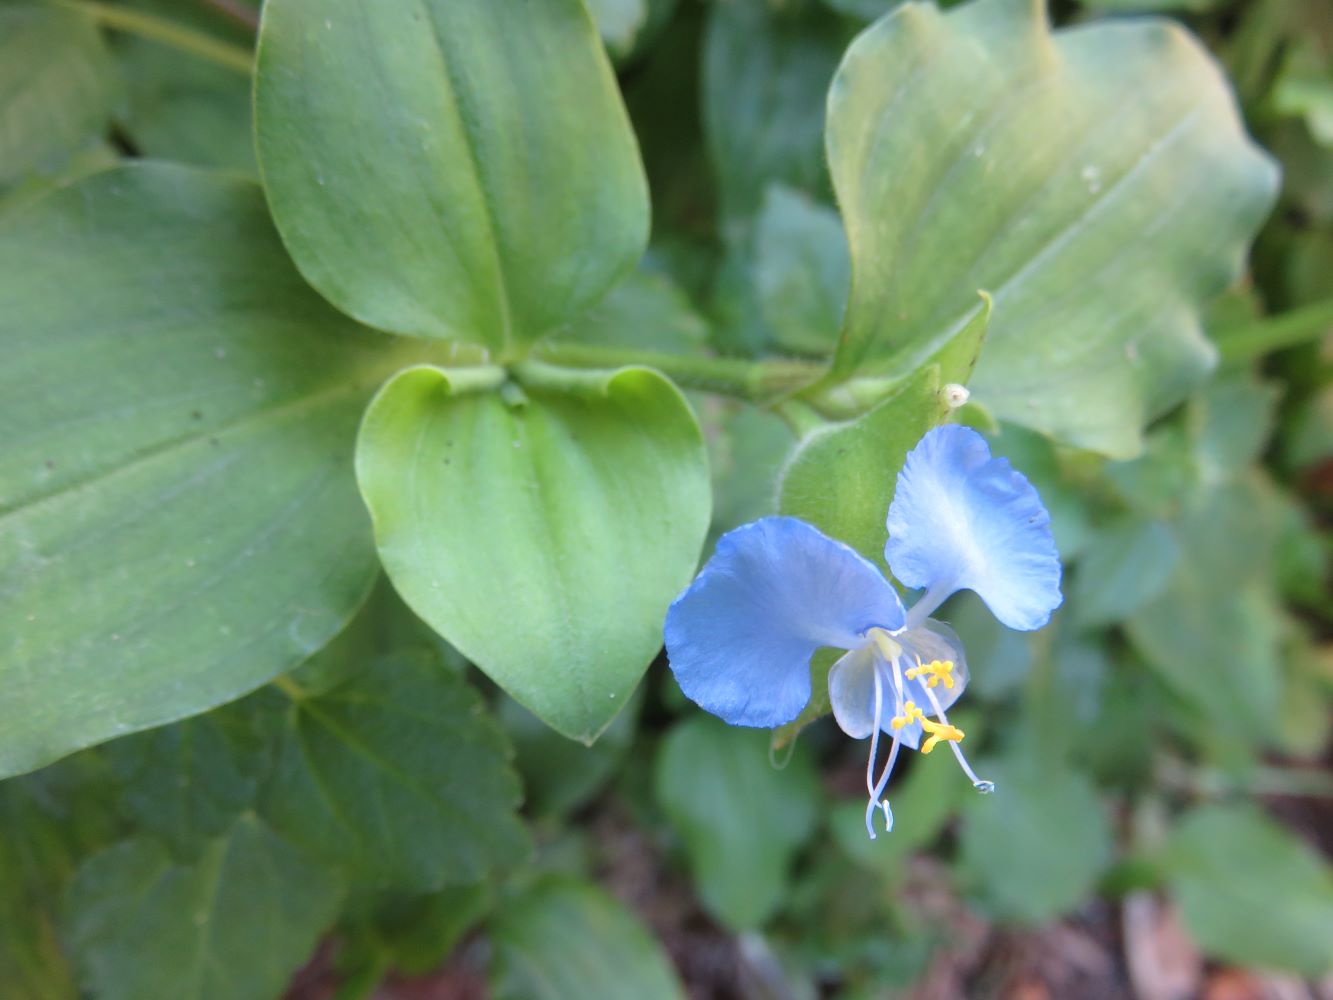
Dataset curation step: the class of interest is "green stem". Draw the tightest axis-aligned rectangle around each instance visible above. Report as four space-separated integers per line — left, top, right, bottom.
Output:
200 0 258 31
533 342 824 403
270 674 306 701
1158 756 1333 799
55 0 254 75
1216 297 1333 363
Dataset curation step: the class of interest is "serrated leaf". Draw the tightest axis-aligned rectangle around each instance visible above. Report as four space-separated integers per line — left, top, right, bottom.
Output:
655 716 820 929
355 364 710 743
0 4 117 191
1165 804 1333 976
260 652 528 888
255 0 648 348
825 0 1279 456
0 165 394 778
103 707 269 859
65 816 343 1000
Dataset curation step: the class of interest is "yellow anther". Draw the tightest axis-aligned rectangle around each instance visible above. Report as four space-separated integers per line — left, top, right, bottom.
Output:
904 658 956 690
919 717 965 755
890 701 925 730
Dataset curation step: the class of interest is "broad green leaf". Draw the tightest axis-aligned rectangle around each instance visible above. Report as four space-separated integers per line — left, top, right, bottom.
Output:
103 706 269 859
1071 517 1179 627
1165 804 1333 976
255 0 649 348
0 4 117 191
703 0 844 221
117 40 254 172
561 267 708 354
708 403 795 540
780 366 948 564
957 754 1111 924
1188 373 1280 475
356 364 710 743
259 651 528 887
1126 475 1284 748
753 184 850 356
489 879 686 1000
655 716 820 929
0 164 394 777
1128 580 1283 752
1273 38 1333 147
588 0 648 60
825 0 1279 456
822 0 899 20
66 816 343 1000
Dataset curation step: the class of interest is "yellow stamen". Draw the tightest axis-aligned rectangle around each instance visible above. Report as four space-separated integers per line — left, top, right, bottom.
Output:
890 701 925 730
904 658 956 690
919 717 965 754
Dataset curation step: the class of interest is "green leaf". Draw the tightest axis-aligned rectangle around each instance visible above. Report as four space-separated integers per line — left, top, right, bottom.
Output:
1071 517 1179 627
104 706 269 859
0 164 395 778
957 753 1111 924
1165 804 1333 976
500 691 638 820
562 267 708 354
588 0 649 60
260 651 528 888
338 883 493 987
489 878 686 1000
655 716 820 929
1187 373 1280 474
66 816 343 1000
0 768 121 1000
1126 476 1284 748
355 363 710 743
753 184 850 356
703 0 844 221
255 0 649 349
779 365 947 564
707 404 795 540
117 39 254 172
0 4 117 191
825 0 1279 456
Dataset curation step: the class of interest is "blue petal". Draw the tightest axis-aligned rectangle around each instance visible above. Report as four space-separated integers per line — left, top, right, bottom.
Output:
665 517 905 728
828 646 878 739
886 426 1062 631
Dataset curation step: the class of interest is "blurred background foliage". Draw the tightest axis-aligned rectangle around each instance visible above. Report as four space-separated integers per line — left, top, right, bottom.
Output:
0 0 1330 997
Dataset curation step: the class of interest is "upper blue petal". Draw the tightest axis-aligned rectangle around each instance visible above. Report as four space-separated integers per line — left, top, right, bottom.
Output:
885 426 1062 631
665 516 905 728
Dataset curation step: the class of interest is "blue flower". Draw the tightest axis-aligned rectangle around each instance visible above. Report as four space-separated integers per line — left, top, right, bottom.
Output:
665 425 1061 838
